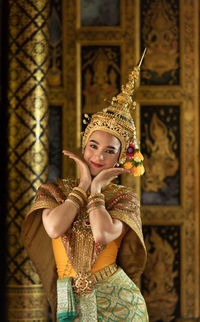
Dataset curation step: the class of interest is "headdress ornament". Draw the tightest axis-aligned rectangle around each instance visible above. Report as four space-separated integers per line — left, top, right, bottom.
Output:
82 49 147 176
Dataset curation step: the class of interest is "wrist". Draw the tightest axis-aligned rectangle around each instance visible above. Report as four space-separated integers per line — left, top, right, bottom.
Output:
78 181 90 191
90 183 101 194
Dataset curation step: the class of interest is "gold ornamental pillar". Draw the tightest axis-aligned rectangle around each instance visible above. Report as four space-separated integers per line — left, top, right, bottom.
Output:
6 0 50 320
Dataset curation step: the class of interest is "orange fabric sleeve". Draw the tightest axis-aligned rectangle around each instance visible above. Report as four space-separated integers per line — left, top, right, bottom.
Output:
52 233 124 278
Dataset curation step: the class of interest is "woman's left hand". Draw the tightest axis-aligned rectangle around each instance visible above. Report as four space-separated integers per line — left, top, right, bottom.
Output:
91 167 130 193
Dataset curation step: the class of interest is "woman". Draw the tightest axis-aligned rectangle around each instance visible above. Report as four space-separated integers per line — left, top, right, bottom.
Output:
22 63 148 321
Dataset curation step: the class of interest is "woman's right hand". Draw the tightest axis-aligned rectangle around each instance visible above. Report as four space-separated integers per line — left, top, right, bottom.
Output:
62 150 91 191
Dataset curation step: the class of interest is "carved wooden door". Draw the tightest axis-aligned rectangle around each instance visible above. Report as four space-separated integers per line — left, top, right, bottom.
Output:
48 1 199 320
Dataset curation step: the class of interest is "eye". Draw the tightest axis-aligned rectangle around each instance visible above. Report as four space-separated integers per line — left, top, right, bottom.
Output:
106 150 115 154
90 144 98 149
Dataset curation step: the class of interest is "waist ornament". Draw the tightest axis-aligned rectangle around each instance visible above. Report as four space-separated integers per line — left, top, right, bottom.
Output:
72 263 117 296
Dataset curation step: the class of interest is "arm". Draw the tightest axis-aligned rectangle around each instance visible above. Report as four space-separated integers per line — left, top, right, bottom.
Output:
88 206 127 245
42 151 91 239
42 199 79 239
89 168 129 245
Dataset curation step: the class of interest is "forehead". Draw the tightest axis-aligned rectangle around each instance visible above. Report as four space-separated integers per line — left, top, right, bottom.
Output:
89 130 121 147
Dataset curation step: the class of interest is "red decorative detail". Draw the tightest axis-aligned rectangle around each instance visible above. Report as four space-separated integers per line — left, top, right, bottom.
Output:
72 273 95 295
37 193 45 198
126 143 135 159
107 193 130 209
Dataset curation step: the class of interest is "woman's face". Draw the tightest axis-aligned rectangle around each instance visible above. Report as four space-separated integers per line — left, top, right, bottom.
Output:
83 130 121 176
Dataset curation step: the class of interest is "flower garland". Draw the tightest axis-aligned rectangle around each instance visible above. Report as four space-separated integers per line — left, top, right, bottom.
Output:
123 143 145 176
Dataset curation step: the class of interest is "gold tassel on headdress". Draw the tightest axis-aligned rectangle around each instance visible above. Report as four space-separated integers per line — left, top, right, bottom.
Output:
82 49 147 176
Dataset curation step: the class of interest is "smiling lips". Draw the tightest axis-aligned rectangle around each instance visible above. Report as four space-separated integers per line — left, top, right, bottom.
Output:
90 161 103 168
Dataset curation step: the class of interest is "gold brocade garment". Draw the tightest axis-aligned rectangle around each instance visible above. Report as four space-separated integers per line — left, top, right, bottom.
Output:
22 178 147 321
62 206 104 275
54 178 104 275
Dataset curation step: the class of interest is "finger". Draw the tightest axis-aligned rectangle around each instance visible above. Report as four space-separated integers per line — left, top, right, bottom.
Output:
62 150 73 154
113 168 131 174
62 151 83 162
64 154 89 170
104 168 130 175
106 170 131 180
62 150 77 157
109 175 120 182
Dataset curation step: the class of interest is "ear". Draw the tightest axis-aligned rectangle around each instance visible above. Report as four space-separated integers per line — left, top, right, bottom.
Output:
82 147 85 154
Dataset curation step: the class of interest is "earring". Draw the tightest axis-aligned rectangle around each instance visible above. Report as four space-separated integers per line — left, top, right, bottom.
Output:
115 163 120 167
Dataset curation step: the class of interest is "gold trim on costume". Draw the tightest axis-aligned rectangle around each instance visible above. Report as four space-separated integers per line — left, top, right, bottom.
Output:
72 263 117 295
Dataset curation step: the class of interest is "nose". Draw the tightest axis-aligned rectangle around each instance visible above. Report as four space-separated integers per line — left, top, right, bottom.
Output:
99 153 104 161
95 150 104 161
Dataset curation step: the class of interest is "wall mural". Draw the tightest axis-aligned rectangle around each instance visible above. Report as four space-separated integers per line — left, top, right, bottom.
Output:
142 225 180 321
141 105 180 205
81 46 121 115
81 45 122 185
140 0 179 85
48 0 199 320
48 0 62 87
81 0 120 26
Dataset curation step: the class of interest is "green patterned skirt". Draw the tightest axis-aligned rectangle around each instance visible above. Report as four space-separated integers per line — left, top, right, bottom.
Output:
58 268 148 321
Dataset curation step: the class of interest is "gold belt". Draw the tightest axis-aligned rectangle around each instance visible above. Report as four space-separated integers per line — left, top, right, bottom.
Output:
72 263 117 296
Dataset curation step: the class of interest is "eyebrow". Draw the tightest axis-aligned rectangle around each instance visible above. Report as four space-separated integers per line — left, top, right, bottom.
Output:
90 139 99 144
89 139 117 150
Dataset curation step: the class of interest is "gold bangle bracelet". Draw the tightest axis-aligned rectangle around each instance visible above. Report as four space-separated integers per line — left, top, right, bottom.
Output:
87 198 105 206
87 203 105 211
88 193 105 201
68 192 84 207
87 200 105 208
72 189 87 204
87 205 105 214
65 197 80 210
67 194 82 208
72 189 86 203
73 187 87 202
87 201 105 210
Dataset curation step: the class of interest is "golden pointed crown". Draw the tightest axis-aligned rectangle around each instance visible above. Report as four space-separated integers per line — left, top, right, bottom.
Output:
82 49 146 166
